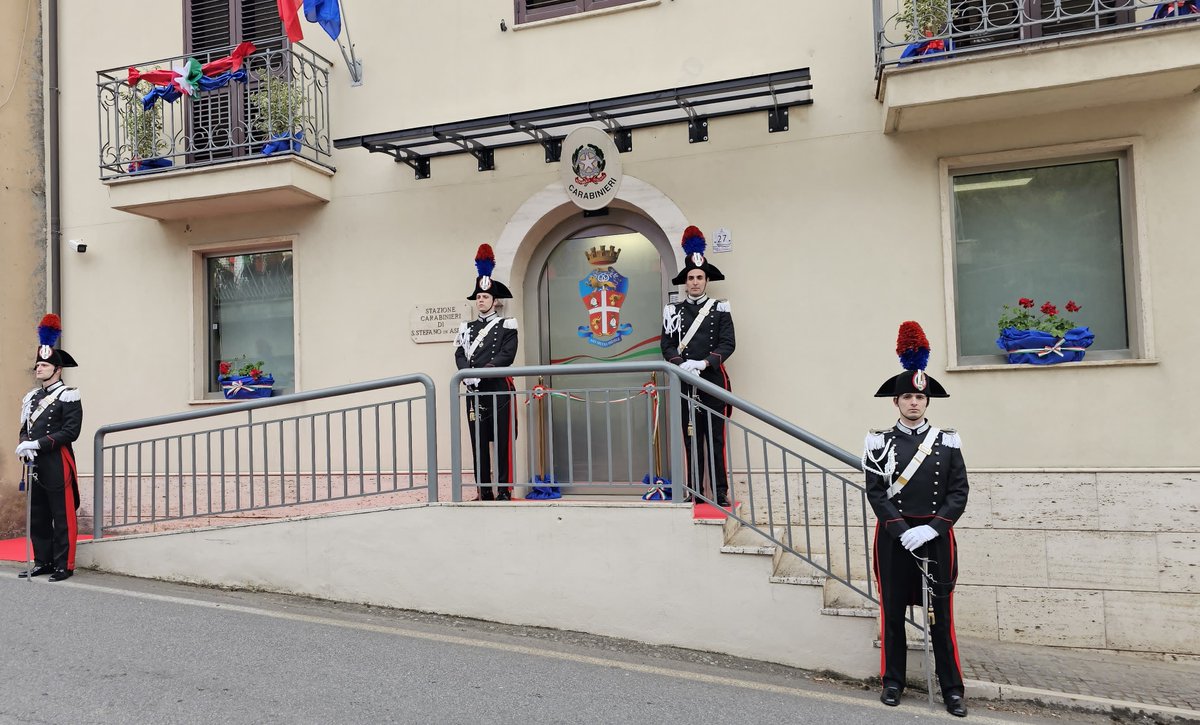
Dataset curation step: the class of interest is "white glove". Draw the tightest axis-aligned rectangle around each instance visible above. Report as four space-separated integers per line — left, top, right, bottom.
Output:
15 441 39 461
899 524 938 551
680 360 708 374
461 377 481 387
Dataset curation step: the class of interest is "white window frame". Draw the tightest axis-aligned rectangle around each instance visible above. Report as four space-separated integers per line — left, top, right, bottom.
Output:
190 235 300 403
940 137 1156 370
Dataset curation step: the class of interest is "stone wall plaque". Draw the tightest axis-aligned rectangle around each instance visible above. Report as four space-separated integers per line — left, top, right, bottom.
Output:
411 301 472 344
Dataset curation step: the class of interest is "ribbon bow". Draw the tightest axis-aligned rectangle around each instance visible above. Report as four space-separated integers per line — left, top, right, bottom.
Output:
224 380 267 394
1009 338 1088 358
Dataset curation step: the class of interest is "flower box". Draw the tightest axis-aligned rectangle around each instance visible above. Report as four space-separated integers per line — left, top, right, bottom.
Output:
219 374 275 399
996 327 1094 365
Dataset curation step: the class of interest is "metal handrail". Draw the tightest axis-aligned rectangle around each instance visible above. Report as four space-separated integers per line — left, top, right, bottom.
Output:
92 373 437 538
873 0 1198 75
450 362 876 604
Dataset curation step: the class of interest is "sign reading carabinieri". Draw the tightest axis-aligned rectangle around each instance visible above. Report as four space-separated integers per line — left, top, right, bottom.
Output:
410 301 473 343
560 126 623 211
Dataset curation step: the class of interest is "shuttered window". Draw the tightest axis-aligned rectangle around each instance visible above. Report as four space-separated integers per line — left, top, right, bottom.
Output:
516 0 644 25
184 0 284 161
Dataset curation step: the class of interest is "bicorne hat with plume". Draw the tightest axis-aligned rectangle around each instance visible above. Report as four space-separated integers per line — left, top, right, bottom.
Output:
874 321 947 398
467 244 513 300
35 314 79 368
670 226 726 285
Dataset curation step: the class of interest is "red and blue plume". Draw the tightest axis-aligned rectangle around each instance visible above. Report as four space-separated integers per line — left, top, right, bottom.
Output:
474 243 496 278
681 226 706 256
38 314 62 347
896 320 930 371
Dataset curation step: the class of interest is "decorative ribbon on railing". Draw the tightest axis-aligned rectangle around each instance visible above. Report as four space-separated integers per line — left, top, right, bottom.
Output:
641 377 671 501
128 41 257 108
519 384 655 406
1007 338 1088 358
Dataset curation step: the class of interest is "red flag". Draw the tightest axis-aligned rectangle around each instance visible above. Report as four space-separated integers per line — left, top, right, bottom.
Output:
277 0 304 42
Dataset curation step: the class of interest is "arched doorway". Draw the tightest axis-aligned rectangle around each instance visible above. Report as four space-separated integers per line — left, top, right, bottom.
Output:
526 209 676 492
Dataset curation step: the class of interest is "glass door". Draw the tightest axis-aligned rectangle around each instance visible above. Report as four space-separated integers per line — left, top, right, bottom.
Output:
538 229 667 492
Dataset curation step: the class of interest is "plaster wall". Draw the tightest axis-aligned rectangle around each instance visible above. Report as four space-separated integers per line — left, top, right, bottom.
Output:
0 0 44 534
76 502 881 678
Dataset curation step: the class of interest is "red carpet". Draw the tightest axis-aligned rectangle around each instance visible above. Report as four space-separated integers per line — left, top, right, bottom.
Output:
0 535 92 562
693 500 736 520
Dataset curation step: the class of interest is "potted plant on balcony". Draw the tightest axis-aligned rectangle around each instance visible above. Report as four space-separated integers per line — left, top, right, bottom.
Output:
250 74 310 156
900 0 951 39
217 357 275 399
897 0 954 62
125 80 171 172
996 297 1095 365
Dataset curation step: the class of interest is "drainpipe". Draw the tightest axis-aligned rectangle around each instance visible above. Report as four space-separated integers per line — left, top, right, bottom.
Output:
47 0 60 315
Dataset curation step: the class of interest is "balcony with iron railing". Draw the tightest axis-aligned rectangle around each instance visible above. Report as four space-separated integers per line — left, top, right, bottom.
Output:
872 0 1200 132
97 39 335 220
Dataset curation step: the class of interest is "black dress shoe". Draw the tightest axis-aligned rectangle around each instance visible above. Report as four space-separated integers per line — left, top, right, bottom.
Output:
945 694 967 717
47 569 73 582
716 495 731 508
880 687 901 706
18 563 55 578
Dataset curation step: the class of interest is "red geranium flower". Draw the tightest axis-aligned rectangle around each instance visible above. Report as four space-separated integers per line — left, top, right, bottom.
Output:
219 361 231 375
1041 302 1058 316
249 367 262 379
1065 300 1080 313
1018 297 1035 309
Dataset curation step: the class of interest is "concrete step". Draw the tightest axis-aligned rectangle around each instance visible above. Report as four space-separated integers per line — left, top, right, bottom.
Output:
820 606 876 618
824 577 875 609
719 526 777 555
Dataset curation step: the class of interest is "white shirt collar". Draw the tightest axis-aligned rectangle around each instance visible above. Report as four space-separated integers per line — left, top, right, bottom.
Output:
686 294 709 305
895 419 929 435
43 380 64 393
478 311 497 322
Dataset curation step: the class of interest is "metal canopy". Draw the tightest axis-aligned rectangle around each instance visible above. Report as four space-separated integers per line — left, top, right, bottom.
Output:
333 68 812 179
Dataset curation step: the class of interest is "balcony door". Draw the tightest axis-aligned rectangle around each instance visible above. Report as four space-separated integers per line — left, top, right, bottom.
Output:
184 0 284 164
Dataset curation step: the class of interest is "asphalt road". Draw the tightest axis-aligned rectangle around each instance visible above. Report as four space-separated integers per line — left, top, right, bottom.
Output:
0 565 1108 724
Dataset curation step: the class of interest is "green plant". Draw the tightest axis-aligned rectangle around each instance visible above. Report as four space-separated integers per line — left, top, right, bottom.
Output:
899 0 950 38
997 297 1083 338
218 356 270 381
250 74 310 137
125 80 165 160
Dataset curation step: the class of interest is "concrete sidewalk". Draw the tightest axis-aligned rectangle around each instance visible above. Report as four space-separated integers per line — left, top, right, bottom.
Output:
957 635 1200 722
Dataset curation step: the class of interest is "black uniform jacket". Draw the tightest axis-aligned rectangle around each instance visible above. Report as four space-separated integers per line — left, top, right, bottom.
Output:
661 297 735 389
864 422 968 540
19 381 83 486
455 315 518 393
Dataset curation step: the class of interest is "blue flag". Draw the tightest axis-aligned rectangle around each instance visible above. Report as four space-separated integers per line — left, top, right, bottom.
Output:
304 0 342 40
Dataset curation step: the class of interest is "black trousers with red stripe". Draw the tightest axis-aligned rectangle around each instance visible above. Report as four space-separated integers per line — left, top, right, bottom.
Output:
467 382 515 500
873 522 963 697
29 448 80 572
679 382 730 502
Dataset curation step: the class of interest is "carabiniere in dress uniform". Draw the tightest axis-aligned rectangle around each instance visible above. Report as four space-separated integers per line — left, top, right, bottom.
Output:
455 243 518 502
16 314 84 583
661 226 735 509
862 320 969 718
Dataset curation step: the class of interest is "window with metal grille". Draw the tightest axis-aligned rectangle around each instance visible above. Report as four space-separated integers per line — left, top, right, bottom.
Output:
516 0 644 24
185 0 284 162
